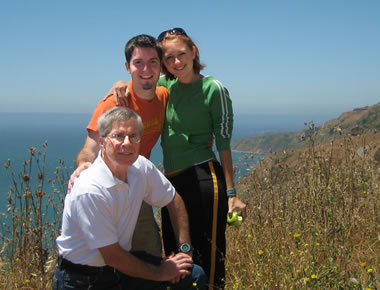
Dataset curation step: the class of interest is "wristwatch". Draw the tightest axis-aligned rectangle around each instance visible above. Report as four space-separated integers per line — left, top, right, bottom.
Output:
178 243 193 254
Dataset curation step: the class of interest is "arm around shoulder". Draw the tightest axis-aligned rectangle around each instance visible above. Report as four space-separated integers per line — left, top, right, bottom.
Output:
67 131 100 193
75 130 100 167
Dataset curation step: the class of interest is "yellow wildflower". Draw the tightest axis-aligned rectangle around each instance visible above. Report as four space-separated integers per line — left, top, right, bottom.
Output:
311 274 318 279
258 250 264 255
293 233 301 238
360 262 367 267
367 268 373 273
304 277 310 282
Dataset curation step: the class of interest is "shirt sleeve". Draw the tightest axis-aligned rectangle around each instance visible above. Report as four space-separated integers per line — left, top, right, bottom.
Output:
74 192 118 250
210 79 233 151
136 157 175 207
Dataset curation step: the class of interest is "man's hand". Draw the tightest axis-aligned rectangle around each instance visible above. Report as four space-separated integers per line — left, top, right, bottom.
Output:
159 252 193 283
67 162 92 193
103 80 129 106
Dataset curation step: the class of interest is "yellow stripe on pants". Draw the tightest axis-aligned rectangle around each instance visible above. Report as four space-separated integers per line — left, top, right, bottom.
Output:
208 161 218 290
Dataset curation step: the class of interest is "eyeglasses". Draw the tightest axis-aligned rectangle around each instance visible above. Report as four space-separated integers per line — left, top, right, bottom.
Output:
157 27 188 42
107 133 141 144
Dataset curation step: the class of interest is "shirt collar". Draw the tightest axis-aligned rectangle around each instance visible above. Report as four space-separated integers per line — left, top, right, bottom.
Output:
92 152 125 188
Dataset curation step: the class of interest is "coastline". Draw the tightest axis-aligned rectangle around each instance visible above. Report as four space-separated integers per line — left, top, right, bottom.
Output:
232 149 267 155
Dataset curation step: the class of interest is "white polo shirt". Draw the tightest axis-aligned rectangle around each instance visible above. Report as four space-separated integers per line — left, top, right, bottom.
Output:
56 154 175 266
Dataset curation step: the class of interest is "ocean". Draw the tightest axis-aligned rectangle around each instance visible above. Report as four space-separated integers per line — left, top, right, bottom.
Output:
1 111 332 214
0 112 269 210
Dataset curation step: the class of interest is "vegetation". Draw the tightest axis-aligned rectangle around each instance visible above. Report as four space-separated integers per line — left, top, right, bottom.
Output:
0 125 379 289
226 124 379 289
0 143 68 289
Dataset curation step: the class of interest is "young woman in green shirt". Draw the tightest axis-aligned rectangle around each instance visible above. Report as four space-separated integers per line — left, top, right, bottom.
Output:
157 28 247 289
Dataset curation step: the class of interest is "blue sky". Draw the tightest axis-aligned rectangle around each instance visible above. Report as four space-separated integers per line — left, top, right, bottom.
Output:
1 0 379 119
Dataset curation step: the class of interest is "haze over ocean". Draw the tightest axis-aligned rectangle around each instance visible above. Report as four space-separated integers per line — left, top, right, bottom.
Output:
0 111 334 207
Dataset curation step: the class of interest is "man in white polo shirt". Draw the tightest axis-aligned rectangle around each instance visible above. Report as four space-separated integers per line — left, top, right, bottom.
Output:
53 107 206 289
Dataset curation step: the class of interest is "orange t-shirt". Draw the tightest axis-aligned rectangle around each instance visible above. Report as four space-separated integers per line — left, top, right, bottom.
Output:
87 80 169 159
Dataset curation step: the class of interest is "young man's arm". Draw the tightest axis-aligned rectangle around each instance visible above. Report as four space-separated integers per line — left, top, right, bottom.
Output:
67 130 100 192
75 130 100 167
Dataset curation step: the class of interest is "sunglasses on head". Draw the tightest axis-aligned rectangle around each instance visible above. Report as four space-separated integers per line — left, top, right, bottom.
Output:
157 27 188 42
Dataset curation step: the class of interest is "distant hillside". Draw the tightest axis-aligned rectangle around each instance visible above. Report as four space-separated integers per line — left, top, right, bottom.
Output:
232 102 380 154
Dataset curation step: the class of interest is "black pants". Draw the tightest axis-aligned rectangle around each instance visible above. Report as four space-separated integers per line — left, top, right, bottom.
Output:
53 251 206 289
162 160 228 289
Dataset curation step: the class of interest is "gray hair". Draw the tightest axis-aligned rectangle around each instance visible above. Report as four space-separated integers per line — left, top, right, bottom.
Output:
98 107 144 137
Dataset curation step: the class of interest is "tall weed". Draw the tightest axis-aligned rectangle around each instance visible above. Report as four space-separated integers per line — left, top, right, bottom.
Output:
0 142 68 289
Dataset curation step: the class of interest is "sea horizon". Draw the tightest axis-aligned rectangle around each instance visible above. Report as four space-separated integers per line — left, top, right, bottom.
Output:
0 110 334 205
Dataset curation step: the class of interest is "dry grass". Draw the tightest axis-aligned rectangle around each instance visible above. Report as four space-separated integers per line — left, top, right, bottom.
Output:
226 127 379 289
0 143 67 289
0 128 379 289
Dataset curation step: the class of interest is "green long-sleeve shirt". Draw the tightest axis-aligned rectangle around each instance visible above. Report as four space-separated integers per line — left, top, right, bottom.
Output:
158 76 233 172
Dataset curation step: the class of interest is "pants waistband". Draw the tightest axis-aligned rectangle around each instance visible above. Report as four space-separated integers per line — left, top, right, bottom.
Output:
165 158 217 177
58 256 116 275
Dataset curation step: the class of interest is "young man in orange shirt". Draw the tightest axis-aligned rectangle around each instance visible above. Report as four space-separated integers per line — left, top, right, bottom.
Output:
71 34 168 256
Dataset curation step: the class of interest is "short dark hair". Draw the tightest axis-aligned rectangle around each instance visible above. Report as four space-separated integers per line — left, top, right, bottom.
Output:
124 34 162 64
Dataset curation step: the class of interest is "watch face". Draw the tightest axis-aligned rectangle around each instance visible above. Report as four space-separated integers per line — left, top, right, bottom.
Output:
180 243 191 253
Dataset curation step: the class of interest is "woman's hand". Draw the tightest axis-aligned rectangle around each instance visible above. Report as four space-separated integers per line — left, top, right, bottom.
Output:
103 80 130 106
228 196 247 221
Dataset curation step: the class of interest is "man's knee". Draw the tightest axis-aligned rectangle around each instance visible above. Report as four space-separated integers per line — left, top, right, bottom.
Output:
178 264 207 289
192 264 207 288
